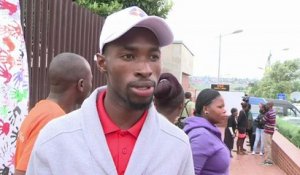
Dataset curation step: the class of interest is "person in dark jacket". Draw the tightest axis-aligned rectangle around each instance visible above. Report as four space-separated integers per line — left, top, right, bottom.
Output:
247 104 254 151
183 89 230 175
224 108 238 157
252 103 268 155
236 102 250 155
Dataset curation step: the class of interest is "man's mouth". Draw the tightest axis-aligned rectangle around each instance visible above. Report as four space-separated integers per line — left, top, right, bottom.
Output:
129 81 155 97
131 86 154 97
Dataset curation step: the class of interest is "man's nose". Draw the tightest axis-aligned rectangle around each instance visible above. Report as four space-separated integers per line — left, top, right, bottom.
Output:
135 61 153 78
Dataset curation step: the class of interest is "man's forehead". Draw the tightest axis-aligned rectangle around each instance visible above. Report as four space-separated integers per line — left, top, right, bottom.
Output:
105 42 160 54
107 28 160 49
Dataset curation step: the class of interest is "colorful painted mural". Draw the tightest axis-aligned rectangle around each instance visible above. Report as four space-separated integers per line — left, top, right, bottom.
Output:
0 0 29 174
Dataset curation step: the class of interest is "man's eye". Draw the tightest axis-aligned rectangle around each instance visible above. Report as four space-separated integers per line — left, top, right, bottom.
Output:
121 54 135 61
149 55 160 61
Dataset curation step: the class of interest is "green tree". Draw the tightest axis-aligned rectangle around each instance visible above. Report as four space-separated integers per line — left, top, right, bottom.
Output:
249 59 300 99
75 0 173 18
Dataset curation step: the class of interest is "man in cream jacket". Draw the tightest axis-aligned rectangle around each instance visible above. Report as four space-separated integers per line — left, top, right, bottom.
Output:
27 6 194 175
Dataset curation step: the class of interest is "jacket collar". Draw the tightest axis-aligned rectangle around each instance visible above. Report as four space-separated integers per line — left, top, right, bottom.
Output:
80 87 160 174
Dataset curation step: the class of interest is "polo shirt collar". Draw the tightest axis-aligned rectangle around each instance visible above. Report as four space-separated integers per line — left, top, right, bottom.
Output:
97 91 148 138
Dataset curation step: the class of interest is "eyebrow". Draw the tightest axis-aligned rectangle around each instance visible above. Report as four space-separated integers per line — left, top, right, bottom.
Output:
123 45 160 53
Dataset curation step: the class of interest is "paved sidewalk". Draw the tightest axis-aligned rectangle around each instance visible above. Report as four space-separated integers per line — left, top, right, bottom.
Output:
218 127 286 175
230 151 286 175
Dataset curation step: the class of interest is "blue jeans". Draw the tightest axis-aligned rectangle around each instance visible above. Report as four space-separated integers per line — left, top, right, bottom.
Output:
253 128 264 153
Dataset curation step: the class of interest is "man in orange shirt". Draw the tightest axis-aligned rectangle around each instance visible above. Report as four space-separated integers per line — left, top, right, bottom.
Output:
14 52 93 175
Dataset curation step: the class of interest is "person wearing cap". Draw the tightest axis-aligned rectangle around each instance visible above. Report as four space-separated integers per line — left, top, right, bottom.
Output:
153 72 185 123
26 6 194 175
183 89 230 175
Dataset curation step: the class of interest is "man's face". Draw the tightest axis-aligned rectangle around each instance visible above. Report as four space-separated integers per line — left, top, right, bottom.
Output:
98 27 161 110
233 111 238 117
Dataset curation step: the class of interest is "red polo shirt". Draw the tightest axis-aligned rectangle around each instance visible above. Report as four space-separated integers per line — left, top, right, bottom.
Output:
97 91 147 175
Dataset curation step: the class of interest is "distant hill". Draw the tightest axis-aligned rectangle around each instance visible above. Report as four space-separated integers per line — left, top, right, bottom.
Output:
189 76 258 91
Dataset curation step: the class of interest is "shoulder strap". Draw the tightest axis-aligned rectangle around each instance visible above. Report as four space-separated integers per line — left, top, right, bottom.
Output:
184 100 190 116
180 100 191 117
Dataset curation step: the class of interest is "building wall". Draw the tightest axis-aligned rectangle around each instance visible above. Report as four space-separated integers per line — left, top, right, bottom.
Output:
180 43 194 76
161 41 194 94
181 73 190 92
161 43 182 81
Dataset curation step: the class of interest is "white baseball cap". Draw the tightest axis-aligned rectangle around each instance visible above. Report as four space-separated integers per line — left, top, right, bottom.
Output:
99 6 174 54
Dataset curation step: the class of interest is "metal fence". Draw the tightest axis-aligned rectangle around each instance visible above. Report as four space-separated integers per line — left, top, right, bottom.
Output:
20 0 107 109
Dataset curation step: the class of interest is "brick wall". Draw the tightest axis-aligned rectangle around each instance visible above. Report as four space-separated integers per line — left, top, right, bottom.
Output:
272 131 300 175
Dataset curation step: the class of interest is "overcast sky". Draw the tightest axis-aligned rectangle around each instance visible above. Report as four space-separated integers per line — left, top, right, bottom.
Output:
166 0 300 79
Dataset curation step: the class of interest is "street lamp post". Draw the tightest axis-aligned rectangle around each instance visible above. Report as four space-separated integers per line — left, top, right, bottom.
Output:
217 29 243 82
266 48 290 68
257 48 289 78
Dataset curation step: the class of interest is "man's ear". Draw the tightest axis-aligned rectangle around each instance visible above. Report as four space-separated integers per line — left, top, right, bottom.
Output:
96 53 107 72
77 79 84 92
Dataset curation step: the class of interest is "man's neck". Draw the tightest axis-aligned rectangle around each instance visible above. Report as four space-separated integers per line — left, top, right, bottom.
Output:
103 95 146 130
47 93 73 113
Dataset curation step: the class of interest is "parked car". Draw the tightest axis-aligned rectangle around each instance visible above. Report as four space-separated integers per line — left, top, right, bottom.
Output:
266 99 300 117
248 97 300 131
292 103 300 111
248 97 300 118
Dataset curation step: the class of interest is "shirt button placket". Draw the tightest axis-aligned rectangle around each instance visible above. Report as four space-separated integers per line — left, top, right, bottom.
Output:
122 147 127 155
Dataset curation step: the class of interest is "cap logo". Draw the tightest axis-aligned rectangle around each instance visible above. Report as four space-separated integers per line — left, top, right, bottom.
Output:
129 7 146 17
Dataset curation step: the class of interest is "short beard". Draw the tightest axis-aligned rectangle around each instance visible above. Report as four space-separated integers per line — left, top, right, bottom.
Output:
111 86 154 111
127 96 153 110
